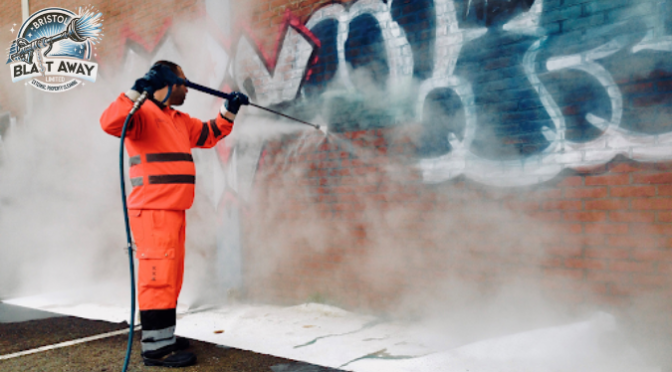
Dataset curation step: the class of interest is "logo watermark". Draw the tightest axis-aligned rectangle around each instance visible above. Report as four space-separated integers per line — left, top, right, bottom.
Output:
6 6 103 93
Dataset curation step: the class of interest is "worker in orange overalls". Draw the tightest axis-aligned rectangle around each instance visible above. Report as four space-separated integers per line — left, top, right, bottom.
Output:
100 61 248 368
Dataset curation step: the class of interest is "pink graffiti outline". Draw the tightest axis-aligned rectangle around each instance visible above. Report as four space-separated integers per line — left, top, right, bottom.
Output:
235 8 321 75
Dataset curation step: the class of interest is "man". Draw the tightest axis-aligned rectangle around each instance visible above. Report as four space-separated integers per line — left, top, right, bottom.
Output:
100 61 248 367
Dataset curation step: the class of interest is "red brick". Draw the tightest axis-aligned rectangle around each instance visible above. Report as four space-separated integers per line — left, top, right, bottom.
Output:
585 199 629 210
318 194 337 203
565 258 606 270
610 186 656 198
630 249 672 261
339 194 363 203
317 161 339 169
633 224 672 235
658 211 672 223
308 170 328 178
316 187 330 195
584 223 628 235
354 166 378 176
654 162 672 172
585 174 629 186
608 235 662 249
341 159 365 167
610 260 654 273
609 211 655 223
609 162 642 173
559 223 584 234
329 168 351 177
658 185 672 196
557 176 583 187
564 187 608 199
584 247 630 259
542 200 582 210
329 151 350 160
632 173 672 185
564 211 607 222
333 203 365 212
631 198 672 210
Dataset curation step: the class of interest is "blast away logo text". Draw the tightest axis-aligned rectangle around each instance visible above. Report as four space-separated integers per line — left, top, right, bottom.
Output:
6 6 103 93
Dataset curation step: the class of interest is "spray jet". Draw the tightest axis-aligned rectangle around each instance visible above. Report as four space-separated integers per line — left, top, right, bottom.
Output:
6 10 103 77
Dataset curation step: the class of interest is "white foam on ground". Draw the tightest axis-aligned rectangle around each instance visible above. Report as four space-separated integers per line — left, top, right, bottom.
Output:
4 295 661 372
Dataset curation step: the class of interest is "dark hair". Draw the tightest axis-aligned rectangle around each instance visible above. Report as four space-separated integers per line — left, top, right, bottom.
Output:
153 60 180 75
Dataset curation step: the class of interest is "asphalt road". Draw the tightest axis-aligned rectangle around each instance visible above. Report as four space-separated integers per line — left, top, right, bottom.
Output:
0 303 344 372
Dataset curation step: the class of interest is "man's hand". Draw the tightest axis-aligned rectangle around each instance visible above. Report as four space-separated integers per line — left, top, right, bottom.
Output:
131 64 180 93
224 92 250 115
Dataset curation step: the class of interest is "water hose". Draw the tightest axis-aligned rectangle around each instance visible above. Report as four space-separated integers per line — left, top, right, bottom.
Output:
119 91 150 372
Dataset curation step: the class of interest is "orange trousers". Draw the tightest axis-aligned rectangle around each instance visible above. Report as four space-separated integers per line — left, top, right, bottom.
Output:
129 209 186 311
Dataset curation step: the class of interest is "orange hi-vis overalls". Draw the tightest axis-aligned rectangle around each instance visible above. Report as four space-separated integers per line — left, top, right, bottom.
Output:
100 93 234 353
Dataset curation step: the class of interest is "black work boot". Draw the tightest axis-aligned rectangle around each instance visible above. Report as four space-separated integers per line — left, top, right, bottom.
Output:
142 337 194 367
174 337 190 351
142 349 196 368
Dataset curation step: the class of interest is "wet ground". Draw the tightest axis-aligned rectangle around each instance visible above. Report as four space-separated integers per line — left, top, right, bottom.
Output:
0 303 343 372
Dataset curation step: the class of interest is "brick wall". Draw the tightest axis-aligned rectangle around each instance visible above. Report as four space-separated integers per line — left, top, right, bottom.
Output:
245 129 672 311
234 0 672 319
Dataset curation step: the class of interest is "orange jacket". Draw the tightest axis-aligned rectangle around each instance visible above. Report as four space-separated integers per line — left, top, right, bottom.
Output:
100 93 234 210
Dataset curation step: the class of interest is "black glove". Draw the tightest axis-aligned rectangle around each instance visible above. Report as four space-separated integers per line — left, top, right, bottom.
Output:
131 64 180 93
225 92 250 115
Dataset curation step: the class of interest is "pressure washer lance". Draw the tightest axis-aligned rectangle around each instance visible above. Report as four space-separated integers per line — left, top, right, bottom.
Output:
177 79 327 134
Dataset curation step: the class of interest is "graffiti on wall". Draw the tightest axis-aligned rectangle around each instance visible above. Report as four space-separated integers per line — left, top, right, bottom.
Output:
108 0 672 189
232 0 672 186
